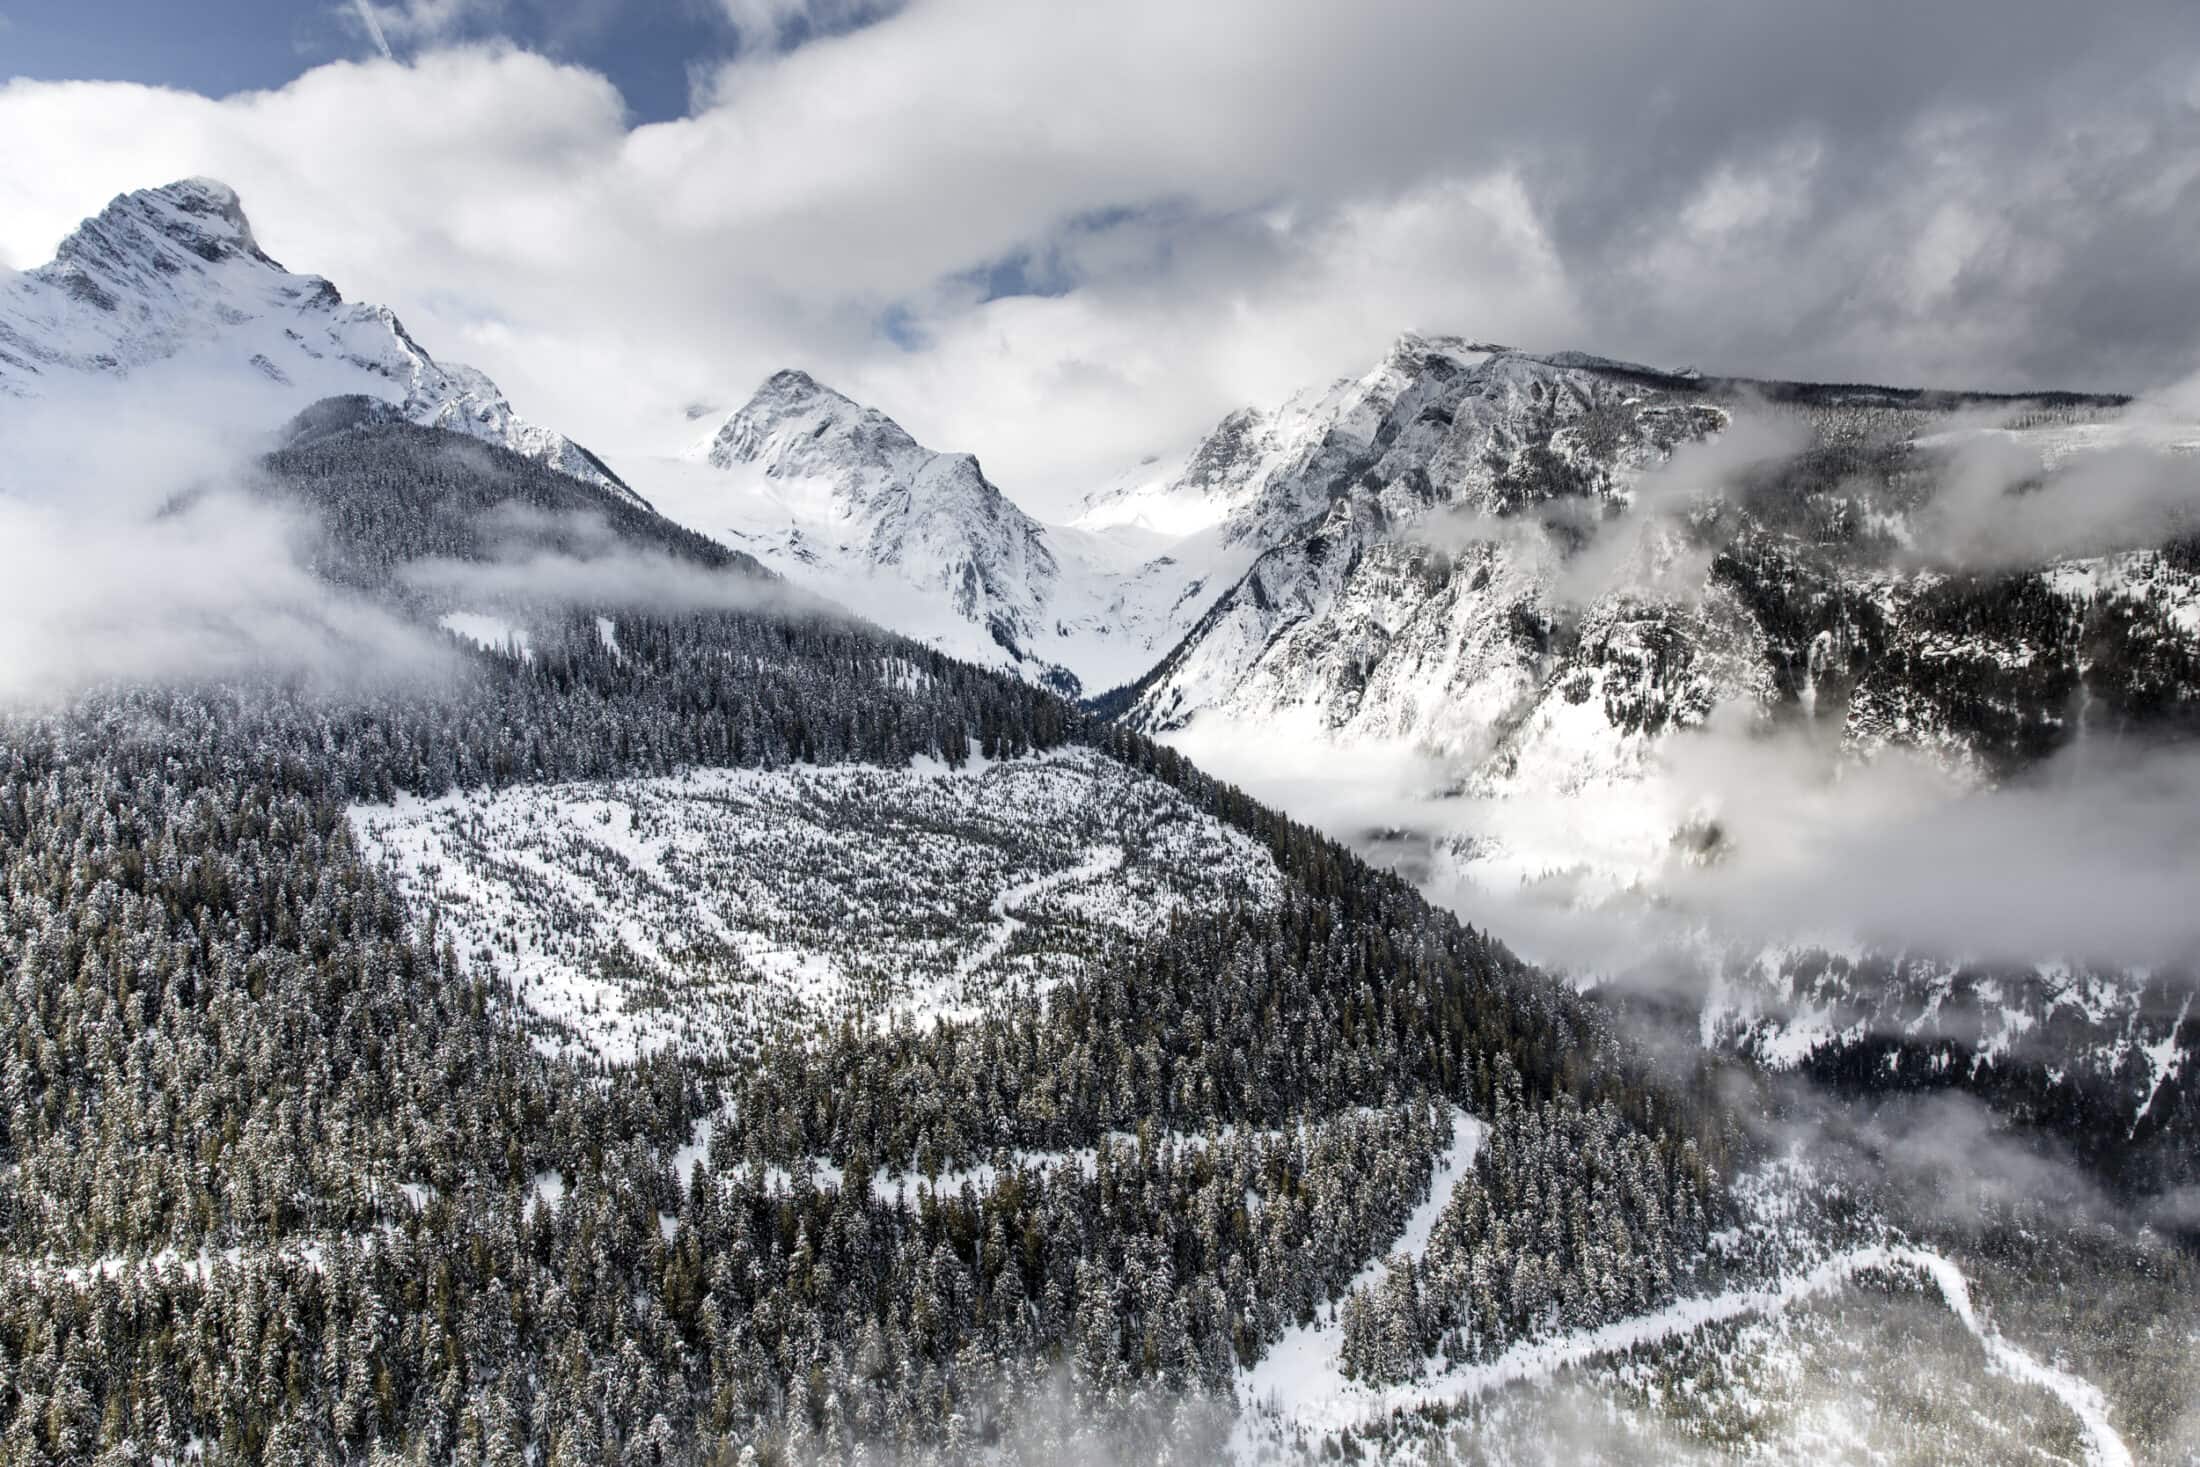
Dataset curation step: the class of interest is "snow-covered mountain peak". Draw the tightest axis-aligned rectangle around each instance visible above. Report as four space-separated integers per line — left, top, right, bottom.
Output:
653 370 1111 683
702 368 928 487
1378 328 1502 372
1073 330 1515 544
49 178 280 289
1072 406 1278 537
638 371 1229 695
697 370 1042 552
1 178 644 506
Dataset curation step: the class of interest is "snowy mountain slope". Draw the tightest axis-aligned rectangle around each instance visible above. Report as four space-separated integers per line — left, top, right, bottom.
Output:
0 178 644 505
1074 334 1531 545
1070 335 1548 703
631 369 1213 695
1698 943 2196 1147
1086 334 2200 1203
1074 402 1322 541
1109 335 2200 860
1105 336 2187 770
1236 1155 2148 1467
1112 336 1771 741
630 341 1551 703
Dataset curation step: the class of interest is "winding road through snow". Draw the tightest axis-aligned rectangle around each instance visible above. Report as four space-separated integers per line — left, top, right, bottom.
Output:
956 843 1126 978
1237 1195 2131 1467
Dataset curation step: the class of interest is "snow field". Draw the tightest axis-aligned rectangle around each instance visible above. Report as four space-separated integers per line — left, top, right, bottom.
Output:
350 746 1283 1063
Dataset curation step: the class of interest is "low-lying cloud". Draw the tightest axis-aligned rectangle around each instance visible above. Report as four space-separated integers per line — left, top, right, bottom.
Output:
1559 409 1804 607
1171 699 2200 976
0 382 450 706
0 490 447 705
395 504 848 621
1672 728 2200 970
0 365 865 711
1913 402 2200 571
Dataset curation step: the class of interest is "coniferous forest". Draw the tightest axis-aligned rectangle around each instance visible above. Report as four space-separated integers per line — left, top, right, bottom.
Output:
0 417 1738 1464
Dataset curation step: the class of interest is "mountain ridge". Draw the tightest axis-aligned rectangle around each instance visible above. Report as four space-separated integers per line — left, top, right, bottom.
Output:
0 177 647 507
634 366 1212 695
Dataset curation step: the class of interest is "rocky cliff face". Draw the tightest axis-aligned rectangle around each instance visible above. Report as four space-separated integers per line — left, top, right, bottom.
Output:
1112 335 2197 790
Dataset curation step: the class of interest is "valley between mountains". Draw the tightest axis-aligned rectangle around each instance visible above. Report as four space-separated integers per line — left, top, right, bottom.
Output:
636 321 2200 1230
2 179 2196 1465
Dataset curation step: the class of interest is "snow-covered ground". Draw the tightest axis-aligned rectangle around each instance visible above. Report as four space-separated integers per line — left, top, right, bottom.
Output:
437 609 534 662
350 746 1282 1062
1232 1137 2132 1465
1234 1232 2132 1467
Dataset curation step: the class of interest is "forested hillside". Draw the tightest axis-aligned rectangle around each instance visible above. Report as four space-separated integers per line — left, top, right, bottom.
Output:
0 411 1737 1464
